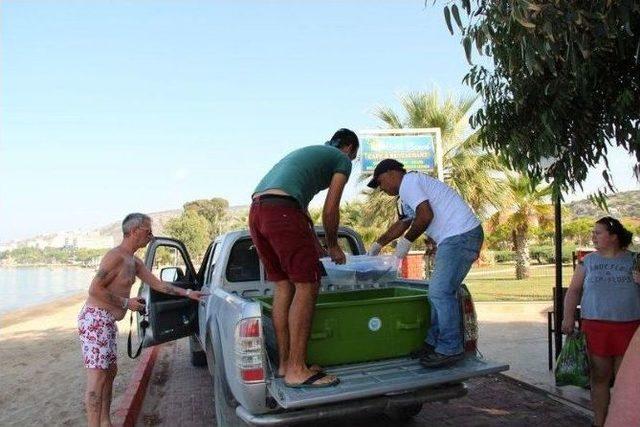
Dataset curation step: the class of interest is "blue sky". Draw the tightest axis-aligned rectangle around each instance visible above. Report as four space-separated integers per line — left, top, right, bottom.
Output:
1 1 638 242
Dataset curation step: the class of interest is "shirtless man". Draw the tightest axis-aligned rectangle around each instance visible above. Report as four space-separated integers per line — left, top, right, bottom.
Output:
77 213 206 427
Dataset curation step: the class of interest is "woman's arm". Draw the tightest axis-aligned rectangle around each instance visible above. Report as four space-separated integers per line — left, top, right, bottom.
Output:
561 263 586 334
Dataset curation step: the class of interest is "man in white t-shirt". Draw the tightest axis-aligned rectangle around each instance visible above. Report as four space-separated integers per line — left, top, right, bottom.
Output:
366 159 483 368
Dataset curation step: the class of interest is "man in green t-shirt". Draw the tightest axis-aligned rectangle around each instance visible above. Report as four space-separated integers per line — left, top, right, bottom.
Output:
249 128 358 388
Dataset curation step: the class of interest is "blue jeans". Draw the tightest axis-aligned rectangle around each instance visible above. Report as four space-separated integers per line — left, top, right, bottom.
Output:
426 225 483 355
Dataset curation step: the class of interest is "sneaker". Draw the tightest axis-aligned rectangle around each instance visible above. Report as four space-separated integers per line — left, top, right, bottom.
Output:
419 351 464 368
409 343 435 359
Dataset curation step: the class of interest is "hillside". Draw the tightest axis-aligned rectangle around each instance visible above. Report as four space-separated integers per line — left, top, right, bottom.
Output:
5 189 638 251
1 204 252 250
567 190 640 218
97 209 183 242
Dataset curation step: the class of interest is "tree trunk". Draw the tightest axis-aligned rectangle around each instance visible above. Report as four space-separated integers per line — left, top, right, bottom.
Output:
514 229 530 279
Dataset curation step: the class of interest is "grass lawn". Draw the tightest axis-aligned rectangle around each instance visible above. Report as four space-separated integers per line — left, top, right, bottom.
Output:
463 263 574 302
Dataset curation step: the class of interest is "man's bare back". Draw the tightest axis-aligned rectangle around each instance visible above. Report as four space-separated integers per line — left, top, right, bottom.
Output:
86 246 144 320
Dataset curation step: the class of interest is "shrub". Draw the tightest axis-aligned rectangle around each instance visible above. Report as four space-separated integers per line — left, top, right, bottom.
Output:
529 245 578 264
529 246 554 264
494 250 515 263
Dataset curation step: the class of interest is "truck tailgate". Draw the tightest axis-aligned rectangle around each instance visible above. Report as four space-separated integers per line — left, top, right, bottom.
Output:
267 356 508 409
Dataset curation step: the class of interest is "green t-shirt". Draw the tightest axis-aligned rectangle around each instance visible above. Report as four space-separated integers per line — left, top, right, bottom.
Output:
254 145 352 209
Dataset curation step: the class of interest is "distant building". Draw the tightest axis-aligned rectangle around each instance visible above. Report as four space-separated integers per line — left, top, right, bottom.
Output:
0 208 182 252
73 232 114 249
1 231 114 251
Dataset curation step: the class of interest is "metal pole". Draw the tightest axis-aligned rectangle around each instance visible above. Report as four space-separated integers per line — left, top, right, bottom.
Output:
553 192 564 360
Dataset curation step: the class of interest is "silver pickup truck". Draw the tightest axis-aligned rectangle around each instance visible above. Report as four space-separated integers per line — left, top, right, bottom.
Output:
137 227 508 426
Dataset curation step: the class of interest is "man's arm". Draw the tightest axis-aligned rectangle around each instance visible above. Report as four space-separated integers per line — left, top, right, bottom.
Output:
393 201 433 258
403 200 433 242
376 220 411 247
89 252 129 308
134 258 208 301
323 172 349 264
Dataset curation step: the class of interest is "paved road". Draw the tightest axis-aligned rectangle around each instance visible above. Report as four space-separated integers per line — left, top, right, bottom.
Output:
137 339 592 427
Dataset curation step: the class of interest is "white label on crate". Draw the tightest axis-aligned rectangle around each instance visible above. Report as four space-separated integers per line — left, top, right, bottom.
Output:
368 317 382 332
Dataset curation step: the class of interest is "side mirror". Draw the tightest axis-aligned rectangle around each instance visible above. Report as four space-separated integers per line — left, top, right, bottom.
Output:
160 267 185 282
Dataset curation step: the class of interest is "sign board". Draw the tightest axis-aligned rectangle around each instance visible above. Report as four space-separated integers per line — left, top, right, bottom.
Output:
358 128 443 180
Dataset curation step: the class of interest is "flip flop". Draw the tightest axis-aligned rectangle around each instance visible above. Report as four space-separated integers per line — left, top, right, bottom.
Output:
284 371 340 388
275 364 323 379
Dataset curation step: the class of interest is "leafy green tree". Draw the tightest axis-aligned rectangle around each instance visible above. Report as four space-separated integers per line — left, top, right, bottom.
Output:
223 210 249 233
529 224 554 246
153 247 176 268
165 210 211 260
485 222 513 251
75 248 108 263
441 1 640 198
375 90 509 219
563 218 595 247
9 247 44 264
42 247 70 264
340 200 402 249
184 198 229 239
487 173 553 279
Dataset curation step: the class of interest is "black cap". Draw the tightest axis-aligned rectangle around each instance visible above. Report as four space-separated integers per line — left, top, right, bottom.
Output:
367 159 405 188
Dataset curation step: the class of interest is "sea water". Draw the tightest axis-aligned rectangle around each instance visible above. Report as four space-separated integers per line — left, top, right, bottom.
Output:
0 267 95 314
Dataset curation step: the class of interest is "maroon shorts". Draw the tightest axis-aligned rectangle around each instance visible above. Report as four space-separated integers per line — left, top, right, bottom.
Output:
581 319 640 357
249 196 321 283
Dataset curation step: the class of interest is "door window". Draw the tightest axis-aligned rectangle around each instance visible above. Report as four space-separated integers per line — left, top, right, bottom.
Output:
226 238 260 282
152 245 189 283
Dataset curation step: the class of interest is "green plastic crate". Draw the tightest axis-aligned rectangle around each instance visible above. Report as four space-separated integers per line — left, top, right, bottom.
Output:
257 286 430 366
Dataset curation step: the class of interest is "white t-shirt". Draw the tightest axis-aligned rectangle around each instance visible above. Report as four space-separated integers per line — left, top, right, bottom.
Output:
398 171 480 245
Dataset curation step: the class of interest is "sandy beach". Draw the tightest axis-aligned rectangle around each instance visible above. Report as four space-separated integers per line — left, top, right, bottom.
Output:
0 292 139 426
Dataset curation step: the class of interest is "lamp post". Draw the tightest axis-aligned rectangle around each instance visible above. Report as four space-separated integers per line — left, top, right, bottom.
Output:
540 156 564 361
553 190 563 359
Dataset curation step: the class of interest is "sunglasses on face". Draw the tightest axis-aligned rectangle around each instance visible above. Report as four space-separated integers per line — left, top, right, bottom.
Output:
138 227 153 237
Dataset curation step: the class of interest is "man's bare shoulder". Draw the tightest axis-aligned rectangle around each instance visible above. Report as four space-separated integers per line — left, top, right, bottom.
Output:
95 248 126 276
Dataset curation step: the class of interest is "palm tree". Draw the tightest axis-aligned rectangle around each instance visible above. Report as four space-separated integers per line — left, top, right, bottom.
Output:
487 173 553 279
373 90 507 219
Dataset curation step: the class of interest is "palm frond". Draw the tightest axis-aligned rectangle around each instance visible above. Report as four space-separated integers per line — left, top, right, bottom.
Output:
374 107 403 129
373 89 508 219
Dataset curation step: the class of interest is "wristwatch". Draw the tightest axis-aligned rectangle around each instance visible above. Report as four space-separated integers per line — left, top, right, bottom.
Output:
186 289 193 297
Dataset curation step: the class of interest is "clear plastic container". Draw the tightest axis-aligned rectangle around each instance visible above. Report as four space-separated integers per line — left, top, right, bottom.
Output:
320 255 399 287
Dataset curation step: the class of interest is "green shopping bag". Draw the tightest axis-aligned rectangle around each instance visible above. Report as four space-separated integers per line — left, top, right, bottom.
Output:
555 330 590 387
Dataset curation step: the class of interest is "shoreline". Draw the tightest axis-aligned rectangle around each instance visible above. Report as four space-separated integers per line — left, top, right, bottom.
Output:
0 291 87 327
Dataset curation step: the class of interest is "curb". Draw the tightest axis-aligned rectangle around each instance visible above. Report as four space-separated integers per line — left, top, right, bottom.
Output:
497 373 593 415
113 345 162 427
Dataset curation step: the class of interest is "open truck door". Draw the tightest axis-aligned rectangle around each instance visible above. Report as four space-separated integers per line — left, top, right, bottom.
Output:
136 237 201 348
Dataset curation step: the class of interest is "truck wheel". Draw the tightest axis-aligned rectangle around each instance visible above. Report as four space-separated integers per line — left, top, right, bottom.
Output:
190 336 207 367
384 403 423 422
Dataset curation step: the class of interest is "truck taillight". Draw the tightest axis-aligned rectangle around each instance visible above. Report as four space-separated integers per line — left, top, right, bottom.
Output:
462 294 478 353
235 318 265 383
